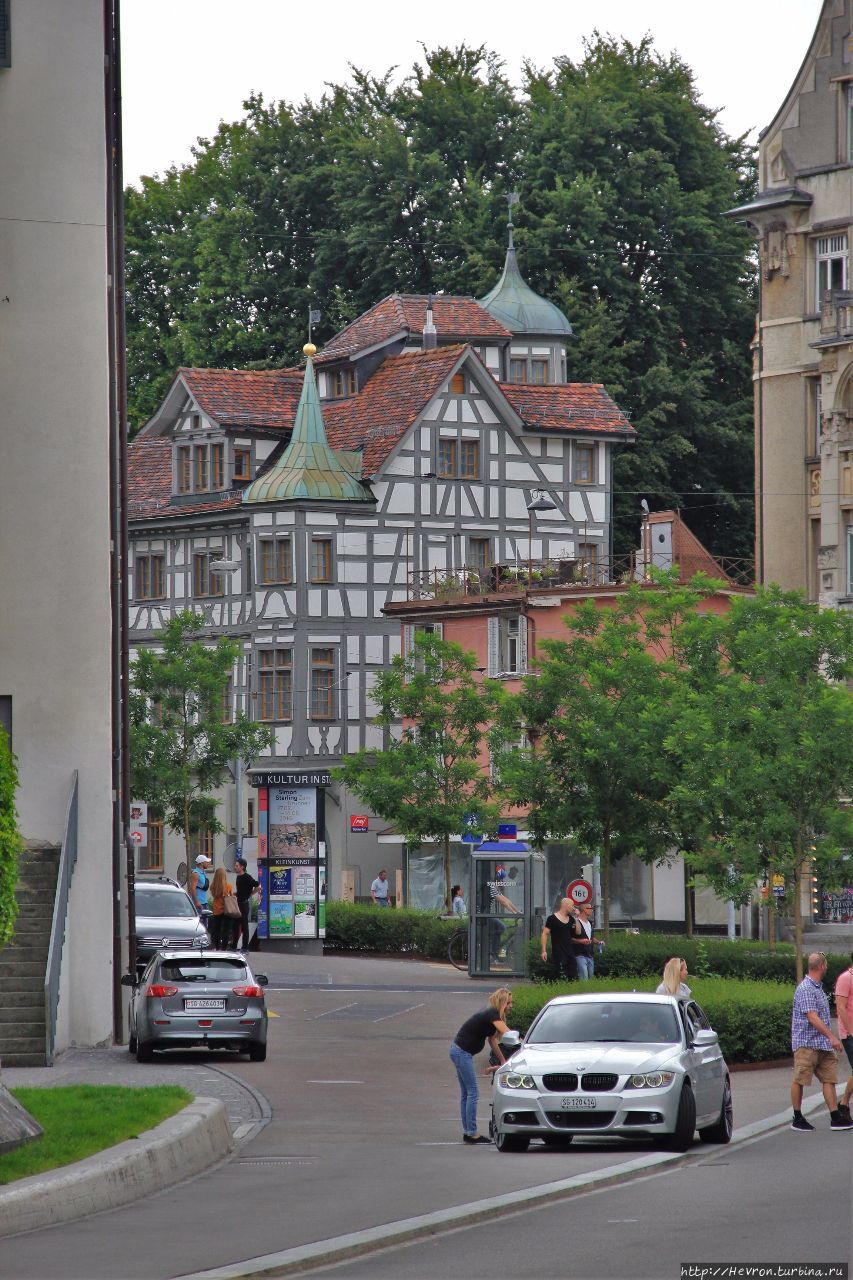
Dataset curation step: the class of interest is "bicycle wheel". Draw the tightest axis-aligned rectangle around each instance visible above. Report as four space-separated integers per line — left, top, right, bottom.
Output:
448 929 469 970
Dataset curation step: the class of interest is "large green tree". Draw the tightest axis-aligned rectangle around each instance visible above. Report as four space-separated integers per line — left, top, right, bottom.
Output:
129 611 273 861
336 632 506 907
124 39 755 560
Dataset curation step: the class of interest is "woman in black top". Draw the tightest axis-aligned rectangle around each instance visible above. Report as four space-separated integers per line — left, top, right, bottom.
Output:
449 987 513 1144
234 858 259 950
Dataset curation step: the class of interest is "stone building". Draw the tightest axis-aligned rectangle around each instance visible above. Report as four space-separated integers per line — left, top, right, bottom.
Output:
728 0 853 607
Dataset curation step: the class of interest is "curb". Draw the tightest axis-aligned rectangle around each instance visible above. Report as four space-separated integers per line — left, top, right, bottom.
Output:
0 1096 233 1239
179 1096 825 1280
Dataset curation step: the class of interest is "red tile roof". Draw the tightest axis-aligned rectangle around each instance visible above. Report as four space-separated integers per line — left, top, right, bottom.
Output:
316 294 511 364
127 437 243 520
179 366 303 429
500 383 635 436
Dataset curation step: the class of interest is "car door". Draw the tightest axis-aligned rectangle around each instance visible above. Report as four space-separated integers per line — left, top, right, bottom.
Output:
683 1000 724 1121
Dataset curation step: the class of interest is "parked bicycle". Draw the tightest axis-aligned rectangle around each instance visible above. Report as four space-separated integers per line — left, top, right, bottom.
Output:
448 926 469 971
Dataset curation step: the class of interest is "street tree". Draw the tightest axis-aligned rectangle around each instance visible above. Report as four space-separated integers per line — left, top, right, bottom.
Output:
665 587 853 978
129 611 273 862
336 632 506 908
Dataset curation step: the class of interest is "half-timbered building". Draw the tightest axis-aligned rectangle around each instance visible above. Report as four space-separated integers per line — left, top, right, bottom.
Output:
128 234 635 917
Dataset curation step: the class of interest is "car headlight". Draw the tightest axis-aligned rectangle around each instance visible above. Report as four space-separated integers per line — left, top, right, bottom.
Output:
498 1072 536 1090
627 1072 676 1089
196 933 211 947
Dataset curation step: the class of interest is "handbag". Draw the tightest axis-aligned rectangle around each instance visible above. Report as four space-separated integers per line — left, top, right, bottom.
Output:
223 891 241 918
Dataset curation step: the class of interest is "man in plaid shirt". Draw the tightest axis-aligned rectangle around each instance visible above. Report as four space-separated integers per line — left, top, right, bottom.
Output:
790 952 852 1131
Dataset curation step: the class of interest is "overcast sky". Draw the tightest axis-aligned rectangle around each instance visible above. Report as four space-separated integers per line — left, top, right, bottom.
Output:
121 0 820 187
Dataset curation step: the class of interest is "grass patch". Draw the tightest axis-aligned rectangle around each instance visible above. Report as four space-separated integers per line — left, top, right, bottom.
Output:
0 1085 192 1186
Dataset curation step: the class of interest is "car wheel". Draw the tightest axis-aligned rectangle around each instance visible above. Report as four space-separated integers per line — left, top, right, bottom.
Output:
493 1128 529 1154
698 1076 733 1145
541 1134 573 1148
248 1041 267 1063
136 1040 154 1063
661 1082 696 1152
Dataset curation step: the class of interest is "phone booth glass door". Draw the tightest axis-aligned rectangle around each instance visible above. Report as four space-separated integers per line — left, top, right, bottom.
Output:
470 851 527 978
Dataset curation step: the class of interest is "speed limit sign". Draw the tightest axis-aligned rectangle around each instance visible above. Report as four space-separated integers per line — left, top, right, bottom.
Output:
567 878 592 905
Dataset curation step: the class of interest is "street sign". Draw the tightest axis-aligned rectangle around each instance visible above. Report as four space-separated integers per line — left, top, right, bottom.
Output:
567 878 593 905
497 823 517 840
129 829 146 846
350 815 369 833
771 873 785 898
130 801 148 827
461 813 483 843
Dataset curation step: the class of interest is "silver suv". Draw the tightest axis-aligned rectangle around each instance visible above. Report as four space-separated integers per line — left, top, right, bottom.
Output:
134 878 210 966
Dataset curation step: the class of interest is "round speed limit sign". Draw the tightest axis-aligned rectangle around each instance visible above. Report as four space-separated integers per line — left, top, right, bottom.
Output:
567 878 592 906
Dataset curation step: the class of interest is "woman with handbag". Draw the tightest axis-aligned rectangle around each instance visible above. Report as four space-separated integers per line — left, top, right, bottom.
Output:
210 865 240 949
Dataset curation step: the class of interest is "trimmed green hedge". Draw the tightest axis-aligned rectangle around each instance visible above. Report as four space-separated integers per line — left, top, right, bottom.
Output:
508 977 793 1064
325 901 459 958
530 933 852 987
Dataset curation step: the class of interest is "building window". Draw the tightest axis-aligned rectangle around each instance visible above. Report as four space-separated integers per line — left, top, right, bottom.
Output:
847 526 853 597
246 798 256 838
211 443 225 490
573 443 595 484
459 440 480 478
509 358 527 383
259 538 293 584
190 829 215 860
469 537 491 571
135 553 165 601
816 234 848 306
221 676 233 724
178 447 192 493
488 614 528 676
450 371 465 394
437 439 456 477
330 368 356 398
139 819 164 873
310 648 335 719
808 379 823 456
233 447 251 482
508 357 550 384
438 438 479 478
311 538 333 583
578 542 599 583
193 553 224 597
530 359 549 385
848 86 853 163
258 648 292 721
194 444 209 492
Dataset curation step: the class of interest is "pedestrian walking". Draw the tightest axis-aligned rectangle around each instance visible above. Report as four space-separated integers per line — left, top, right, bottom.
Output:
451 884 467 917
370 869 391 907
540 897 578 980
789 952 852 1131
571 900 597 979
834 951 853 1123
234 857 259 950
656 956 691 999
209 866 239 950
450 988 513 1144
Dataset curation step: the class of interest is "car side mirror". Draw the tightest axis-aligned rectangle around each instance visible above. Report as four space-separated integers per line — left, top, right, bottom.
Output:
500 1030 522 1050
692 1028 718 1046
120 973 136 987
254 974 269 986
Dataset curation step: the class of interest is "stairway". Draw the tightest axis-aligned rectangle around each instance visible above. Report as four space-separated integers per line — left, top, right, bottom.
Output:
0 846 60 1067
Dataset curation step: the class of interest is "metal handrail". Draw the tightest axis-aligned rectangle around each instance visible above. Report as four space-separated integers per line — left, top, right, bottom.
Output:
44 771 79 1066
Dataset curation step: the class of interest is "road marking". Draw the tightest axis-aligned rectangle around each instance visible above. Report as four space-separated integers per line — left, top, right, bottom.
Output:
606 1218 639 1223
371 1002 426 1023
416 1141 466 1146
311 1002 359 1019
266 1011 280 1019
305 1080 364 1085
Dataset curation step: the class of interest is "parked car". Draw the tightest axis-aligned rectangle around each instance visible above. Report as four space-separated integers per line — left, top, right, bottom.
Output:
490 991 732 1154
123 949 269 1062
133 878 210 967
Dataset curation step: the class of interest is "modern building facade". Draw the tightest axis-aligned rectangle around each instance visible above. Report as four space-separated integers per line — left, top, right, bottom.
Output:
728 0 853 607
127 237 635 915
0 0 119 1050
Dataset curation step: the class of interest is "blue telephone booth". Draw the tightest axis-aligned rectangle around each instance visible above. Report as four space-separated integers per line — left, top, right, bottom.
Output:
468 841 546 979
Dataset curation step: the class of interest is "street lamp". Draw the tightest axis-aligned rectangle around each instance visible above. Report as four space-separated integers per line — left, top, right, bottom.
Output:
526 490 558 584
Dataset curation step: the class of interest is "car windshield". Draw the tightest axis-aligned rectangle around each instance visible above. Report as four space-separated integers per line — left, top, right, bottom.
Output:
136 888 197 919
159 959 249 984
527 1001 680 1045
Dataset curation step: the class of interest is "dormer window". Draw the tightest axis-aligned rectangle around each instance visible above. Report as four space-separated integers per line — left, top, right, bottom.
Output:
194 444 209 491
211 443 225 490
509 356 550 384
177 447 192 493
233 447 251 482
330 368 356 398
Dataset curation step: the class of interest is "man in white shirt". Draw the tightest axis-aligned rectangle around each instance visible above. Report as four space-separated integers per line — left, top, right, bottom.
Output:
835 952 853 1122
370 869 391 907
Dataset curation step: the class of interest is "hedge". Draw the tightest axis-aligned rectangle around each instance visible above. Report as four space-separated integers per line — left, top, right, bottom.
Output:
325 901 459 958
507 977 793 1064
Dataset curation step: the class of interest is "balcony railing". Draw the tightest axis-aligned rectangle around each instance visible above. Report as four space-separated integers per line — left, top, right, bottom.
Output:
820 290 853 339
408 553 754 601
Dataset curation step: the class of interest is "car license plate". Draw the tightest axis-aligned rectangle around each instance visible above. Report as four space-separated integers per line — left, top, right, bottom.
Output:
561 1097 596 1109
185 998 225 1011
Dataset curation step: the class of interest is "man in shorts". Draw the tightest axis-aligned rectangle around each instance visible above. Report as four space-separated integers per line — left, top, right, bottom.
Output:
834 951 853 1123
790 952 852 1131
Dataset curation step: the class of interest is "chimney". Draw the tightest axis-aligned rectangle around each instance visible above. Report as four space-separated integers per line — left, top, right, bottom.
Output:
422 293 437 350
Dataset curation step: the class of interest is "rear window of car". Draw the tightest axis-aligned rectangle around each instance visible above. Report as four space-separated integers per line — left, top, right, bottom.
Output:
527 1001 680 1045
159 959 249 983
136 888 198 918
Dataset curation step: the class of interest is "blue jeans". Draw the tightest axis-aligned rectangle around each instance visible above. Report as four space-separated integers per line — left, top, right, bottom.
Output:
375 898 390 907
449 1042 479 1136
576 953 595 980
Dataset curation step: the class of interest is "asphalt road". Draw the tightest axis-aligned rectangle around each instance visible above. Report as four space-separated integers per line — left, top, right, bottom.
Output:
1 954 848 1280
304 1125 853 1280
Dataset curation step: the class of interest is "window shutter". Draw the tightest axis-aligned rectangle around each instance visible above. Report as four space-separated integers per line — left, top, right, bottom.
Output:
0 1 10 68
487 617 500 676
518 616 528 674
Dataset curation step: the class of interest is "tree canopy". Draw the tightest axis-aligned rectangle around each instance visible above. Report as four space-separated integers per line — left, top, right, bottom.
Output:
125 36 756 559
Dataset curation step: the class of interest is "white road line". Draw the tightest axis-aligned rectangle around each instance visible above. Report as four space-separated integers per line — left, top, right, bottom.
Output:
371 1002 426 1023
305 1080 365 1085
311 1002 359 1019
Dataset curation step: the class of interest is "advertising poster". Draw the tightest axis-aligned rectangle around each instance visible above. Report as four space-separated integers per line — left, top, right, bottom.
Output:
295 867 316 900
269 866 293 898
294 902 316 937
269 787 317 858
270 901 294 936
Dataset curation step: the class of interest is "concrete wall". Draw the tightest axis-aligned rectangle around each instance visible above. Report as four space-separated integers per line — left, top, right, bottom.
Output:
0 0 114 1047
